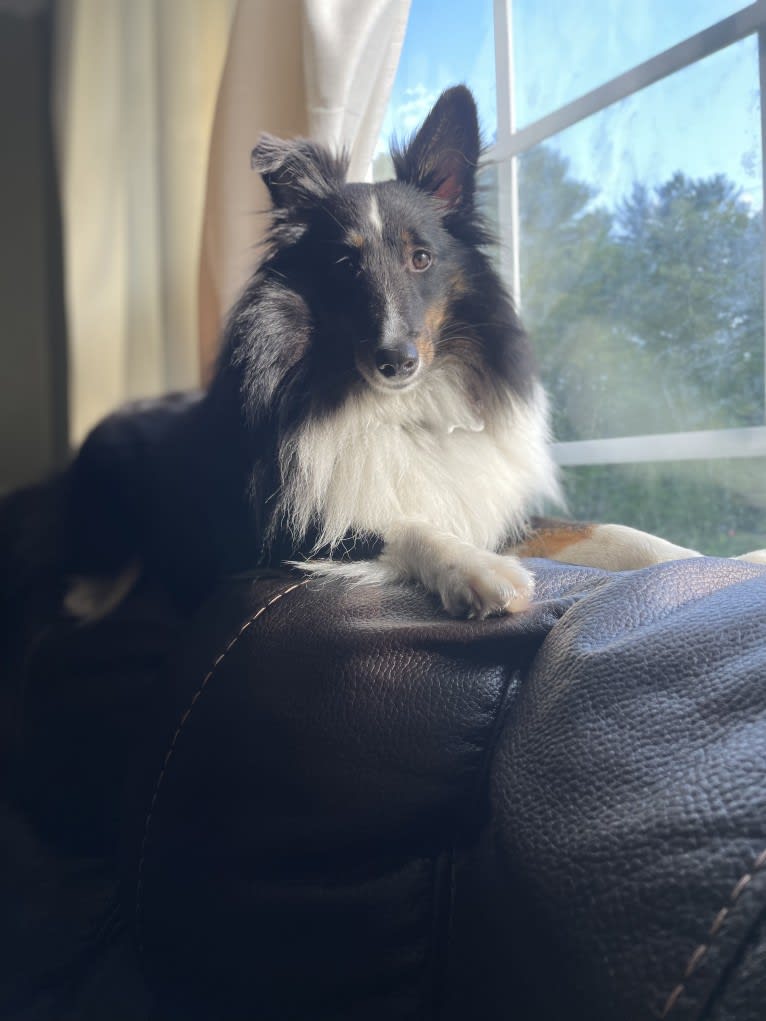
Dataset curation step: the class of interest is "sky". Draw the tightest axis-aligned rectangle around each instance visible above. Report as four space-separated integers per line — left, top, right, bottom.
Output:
377 0 762 211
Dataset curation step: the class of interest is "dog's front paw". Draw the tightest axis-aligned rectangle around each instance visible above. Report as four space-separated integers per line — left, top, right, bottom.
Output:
438 552 534 619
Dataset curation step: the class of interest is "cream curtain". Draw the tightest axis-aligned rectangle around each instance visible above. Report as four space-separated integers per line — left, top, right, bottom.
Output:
54 0 238 445
54 0 411 445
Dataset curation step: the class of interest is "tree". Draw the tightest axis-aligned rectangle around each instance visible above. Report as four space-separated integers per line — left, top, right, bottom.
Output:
615 174 763 430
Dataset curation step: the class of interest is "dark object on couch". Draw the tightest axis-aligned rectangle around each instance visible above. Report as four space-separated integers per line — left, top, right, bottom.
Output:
3 557 766 1020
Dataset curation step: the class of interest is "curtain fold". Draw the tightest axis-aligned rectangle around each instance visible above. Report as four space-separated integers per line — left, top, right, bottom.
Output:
54 0 237 444
303 0 411 182
54 0 410 444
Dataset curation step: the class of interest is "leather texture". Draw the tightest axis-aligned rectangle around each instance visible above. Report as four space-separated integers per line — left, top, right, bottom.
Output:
448 558 766 1021
112 558 766 1020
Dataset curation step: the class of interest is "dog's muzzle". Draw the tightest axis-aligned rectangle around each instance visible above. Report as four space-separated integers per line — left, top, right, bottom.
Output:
373 341 420 382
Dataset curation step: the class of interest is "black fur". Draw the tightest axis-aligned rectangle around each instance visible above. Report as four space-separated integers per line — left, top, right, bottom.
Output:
2 86 539 615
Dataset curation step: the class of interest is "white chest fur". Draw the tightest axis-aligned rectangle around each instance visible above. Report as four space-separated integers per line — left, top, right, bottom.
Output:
277 373 560 553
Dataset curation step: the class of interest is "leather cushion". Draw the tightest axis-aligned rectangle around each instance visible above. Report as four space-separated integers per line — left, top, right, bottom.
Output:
124 564 605 1019
480 558 766 1020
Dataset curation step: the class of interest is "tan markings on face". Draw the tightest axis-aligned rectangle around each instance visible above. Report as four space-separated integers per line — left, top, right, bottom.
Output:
415 300 448 368
347 231 364 249
513 521 596 558
400 228 414 247
449 268 469 300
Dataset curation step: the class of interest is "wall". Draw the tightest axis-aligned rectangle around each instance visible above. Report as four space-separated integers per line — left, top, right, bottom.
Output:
0 0 67 493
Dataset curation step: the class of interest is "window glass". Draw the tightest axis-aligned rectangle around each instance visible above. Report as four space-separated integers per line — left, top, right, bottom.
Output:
513 0 744 127
517 37 764 442
561 458 766 556
376 4 765 548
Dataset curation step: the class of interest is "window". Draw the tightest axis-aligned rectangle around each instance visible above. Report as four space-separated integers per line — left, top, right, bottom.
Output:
379 0 766 556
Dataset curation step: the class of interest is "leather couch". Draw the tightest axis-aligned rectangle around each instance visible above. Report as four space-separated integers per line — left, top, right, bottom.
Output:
3 557 766 1020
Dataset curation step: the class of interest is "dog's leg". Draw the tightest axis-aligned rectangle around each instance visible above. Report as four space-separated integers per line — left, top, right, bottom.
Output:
735 549 766 564
512 519 702 571
381 520 534 618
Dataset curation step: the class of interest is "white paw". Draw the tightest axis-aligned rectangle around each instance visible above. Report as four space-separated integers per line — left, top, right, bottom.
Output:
438 551 534 619
736 549 766 565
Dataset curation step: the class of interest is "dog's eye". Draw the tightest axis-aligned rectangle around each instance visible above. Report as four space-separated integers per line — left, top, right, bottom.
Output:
411 249 432 272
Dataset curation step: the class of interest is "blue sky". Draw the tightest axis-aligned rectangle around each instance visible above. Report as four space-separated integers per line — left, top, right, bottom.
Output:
379 0 761 210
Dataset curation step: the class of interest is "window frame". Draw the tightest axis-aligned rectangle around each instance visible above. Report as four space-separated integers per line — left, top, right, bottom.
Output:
490 0 766 466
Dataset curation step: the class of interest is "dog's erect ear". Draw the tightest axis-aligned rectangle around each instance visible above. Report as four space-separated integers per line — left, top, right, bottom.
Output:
251 134 349 210
392 86 480 211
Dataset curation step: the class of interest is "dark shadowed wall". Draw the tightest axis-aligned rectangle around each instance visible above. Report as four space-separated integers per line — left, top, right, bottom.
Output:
0 0 67 493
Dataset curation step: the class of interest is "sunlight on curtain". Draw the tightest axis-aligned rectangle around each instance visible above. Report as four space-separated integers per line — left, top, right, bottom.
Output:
54 0 237 445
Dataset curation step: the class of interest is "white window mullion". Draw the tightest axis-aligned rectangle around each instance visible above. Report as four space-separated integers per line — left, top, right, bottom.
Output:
554 427 766 467
492 0 520 306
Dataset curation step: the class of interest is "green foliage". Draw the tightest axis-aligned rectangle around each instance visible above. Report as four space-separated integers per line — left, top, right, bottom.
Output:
615 174 763 429
562 460 765 557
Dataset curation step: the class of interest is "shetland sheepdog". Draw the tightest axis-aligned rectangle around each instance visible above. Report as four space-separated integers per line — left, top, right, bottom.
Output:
51 86 762 623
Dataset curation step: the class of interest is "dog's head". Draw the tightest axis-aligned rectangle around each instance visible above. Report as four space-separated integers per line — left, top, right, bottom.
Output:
249 86 497 399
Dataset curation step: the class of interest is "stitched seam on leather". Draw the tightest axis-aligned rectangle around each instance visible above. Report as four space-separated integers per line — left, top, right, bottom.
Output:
469 665 523 808
134 578 309 956
660 846 766 1017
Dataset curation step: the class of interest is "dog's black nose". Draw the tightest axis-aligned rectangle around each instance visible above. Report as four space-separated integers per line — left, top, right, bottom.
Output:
374 342 420 380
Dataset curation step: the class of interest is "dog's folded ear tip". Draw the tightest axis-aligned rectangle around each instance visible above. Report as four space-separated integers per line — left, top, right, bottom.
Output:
249 135 349 209
250 133 286 172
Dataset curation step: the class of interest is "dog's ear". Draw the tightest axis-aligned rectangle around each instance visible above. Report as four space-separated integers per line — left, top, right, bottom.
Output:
392 86 480 212
251 135 349 210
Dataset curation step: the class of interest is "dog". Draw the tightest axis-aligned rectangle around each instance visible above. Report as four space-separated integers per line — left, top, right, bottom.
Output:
46 85 762 623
